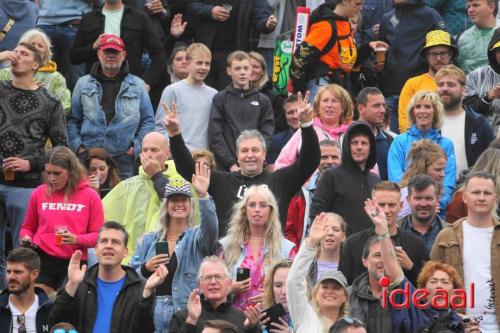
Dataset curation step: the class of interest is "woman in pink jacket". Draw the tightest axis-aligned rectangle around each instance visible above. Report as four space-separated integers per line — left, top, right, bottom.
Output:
20 146 104 295
274 84 352 170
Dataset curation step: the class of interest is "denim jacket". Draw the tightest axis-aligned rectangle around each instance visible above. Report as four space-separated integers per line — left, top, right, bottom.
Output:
67 73 154 157
130 197 218 312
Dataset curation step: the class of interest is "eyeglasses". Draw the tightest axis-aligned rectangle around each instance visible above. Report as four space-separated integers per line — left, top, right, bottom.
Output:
247 202 270 209
201 274 226 282
53 329 78 333
427 51 450 58
17 314 26 333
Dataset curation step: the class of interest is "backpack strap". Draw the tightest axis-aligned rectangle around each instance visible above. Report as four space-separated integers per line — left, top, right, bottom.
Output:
0 18 15 42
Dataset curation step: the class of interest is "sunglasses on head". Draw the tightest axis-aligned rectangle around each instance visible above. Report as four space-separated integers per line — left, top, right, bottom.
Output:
53 329 78 333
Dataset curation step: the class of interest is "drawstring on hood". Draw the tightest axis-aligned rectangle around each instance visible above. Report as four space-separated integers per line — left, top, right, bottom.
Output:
341 121 378 172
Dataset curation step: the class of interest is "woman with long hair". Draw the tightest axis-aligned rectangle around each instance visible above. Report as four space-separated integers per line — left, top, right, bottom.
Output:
167 44 189 84
287 213 349 333
130 163 218 332
388 91 456 216
275 85 352 169
308 213 345 286
0 28 71 115
220 184 296 311
85 148 121 198
261 260 293 333
398 139 448 218
20 146 104 295
446 147 500 222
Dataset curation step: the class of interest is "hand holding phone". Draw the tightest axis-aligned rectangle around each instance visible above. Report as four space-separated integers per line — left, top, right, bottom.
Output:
261 303 287 329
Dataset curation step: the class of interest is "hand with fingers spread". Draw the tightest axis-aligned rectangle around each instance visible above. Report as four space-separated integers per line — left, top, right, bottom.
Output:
192 162 210 198
296 91 313 125
244 303 262 328
65 250 88 296
307 212 329 248
170 14 188 38
186 289 202 325
145 254 170 272
162 101 181 136
143 264 168 298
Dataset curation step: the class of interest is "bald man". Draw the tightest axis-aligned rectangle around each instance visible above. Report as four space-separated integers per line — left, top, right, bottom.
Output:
102 132 187 263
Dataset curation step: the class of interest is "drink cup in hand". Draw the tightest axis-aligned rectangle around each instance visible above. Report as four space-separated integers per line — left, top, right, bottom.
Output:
89 175 100 190
375 46 387 64
222 3 232 12
3 167 14 181
55 225 68 246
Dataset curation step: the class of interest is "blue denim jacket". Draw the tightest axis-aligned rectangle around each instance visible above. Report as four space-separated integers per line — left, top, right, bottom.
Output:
130 197 218 312
68 73 154 157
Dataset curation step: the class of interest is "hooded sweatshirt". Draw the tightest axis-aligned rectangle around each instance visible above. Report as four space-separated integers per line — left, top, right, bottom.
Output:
208 84 274 169
20 179 104 260
464 27 500 135
310 121 381 236
0 0 38 52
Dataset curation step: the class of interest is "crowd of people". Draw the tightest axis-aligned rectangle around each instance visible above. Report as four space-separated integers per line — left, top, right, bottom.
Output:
1 0 500 333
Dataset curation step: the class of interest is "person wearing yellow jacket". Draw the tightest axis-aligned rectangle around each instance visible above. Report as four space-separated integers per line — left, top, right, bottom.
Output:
398 30 458 133
0 29 71 115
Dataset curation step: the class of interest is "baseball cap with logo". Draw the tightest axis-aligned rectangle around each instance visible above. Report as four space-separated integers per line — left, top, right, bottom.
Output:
99 34 125 52
164 178 192 199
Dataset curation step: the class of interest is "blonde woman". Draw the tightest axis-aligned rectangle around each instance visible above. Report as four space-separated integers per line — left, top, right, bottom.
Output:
287 213 349 333
275 85 353 169
220 185 296 311
0 29 71 115
388 91 456 215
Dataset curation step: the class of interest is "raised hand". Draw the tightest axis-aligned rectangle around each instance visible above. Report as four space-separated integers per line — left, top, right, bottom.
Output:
244 303 262 328
364 199 389 235
307 212 329 248
65 250 87 296
192 162 210 198
162 101 181 136
170 14 188 38
296 91 313 125
186 289 202 325
143 264 168 298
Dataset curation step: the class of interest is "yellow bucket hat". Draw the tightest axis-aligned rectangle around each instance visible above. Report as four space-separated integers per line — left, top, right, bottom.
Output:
419 30 458 58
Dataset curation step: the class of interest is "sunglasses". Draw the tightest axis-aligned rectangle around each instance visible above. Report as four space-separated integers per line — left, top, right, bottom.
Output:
330 317 365 332
53 329 78 333
17 314 26 333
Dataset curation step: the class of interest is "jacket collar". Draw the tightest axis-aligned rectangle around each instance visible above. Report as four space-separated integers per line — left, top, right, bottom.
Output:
0 287 52 309
84 264 142 289
201 296 233 312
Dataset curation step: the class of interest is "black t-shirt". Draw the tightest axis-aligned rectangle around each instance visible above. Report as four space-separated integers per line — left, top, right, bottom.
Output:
141 252 177 295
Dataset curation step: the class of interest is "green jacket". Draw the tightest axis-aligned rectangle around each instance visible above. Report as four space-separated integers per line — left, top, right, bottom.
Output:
0 60 71 115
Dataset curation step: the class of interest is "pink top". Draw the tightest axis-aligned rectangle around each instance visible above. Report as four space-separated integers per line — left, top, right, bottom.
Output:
20 179 104 260
274 118 350 170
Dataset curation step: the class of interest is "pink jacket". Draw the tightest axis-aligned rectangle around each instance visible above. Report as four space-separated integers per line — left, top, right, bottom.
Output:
274 118 350 170
20 179 104 260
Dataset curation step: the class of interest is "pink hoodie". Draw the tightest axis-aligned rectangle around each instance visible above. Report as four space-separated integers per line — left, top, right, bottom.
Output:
274 118 350 170
20 179 104 260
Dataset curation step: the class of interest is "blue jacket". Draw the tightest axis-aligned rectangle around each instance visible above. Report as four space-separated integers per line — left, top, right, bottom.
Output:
0 0 38 53
68 72 154 157
463 105 494 167
0 288 53 333
130 197 218 313
379 0 445 95
388 125 456 213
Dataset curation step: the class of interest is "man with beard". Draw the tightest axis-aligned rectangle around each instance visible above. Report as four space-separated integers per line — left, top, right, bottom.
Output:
285 139 342 248
398 174 447 252
68 34 154 179
436 64 494 175
398 30 457 133
339 181 428 286
0 248 53 333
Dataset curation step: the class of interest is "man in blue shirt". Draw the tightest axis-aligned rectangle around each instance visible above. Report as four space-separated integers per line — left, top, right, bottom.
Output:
49 221 167 333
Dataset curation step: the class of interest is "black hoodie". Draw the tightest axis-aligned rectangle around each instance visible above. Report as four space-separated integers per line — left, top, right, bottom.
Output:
310 121 381 236
487 28 500 74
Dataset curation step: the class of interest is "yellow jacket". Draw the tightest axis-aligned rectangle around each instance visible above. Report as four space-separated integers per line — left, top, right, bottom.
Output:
398 73 436 133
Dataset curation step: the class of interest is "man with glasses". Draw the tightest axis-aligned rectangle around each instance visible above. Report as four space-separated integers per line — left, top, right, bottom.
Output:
398 30 458 133
170 256 261 333
68 34 154 179
0 248 53 333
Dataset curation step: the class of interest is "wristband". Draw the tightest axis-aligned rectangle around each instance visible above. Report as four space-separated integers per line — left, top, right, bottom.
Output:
300 120 313 128
376 232 390 241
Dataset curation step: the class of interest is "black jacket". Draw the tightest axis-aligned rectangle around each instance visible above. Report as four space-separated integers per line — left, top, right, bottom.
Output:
208 85 275 170
310 121 381 236
69 5 166 88
48 265 155 333
170 298 260 333
339 227 429 285
163 125 320 236
186 0 272 51
463 105 494 167
379 0 445 95
0 288 53 333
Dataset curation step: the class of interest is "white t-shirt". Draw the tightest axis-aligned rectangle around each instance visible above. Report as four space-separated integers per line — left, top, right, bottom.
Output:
102 7 124 36
442 111 467 175
463 221 500 333
8 294 39 333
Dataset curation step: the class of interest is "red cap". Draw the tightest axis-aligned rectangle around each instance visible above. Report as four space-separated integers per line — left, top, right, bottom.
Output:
99 34 125 52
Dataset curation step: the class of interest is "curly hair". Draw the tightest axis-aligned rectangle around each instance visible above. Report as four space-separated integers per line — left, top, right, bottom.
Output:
417 261 464 291
400 139 447 187
312 84 353 125
224 185 284 271
407 91 445 129
262 259 292 309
